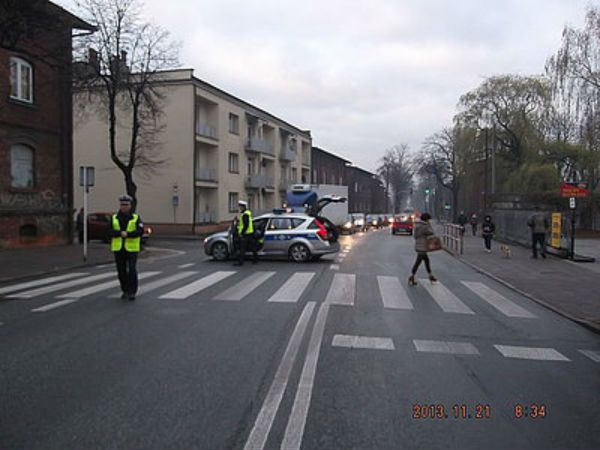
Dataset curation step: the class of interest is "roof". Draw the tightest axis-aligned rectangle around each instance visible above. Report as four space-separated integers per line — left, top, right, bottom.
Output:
153 69 311 138
347 165 377 178
45 1 95 31
311 146 352 164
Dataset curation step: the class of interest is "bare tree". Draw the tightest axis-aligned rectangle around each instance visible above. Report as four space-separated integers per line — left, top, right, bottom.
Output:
376 144 413 213
416 127 478 220
73 0 179 208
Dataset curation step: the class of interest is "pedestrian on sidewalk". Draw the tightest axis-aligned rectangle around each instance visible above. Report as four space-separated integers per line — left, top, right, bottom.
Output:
457 211 468 236
470 212 479 236
527 206 549 259
233 200 257 266
481 215 495 253
76 208 84 244
408 213 437 286
110 195 144 300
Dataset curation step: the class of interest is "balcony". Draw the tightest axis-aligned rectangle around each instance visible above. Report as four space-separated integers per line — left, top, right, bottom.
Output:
196 122 218 141
246 174 274 189
279 178 293 191
195 167 218 182
196 212 217 224
246 137 275 156
280 147 297 162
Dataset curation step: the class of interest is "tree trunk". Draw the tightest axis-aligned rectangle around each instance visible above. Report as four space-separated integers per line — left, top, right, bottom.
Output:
122 169 138 212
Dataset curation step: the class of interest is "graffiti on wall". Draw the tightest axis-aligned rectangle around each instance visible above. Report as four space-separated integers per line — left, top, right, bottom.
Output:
0 189 64 210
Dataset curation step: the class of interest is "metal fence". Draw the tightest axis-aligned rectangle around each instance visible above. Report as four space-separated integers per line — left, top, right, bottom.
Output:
441 223 463 255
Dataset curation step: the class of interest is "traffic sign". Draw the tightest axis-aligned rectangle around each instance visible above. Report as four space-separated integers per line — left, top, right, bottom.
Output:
560 181 589 198
569 197 576 209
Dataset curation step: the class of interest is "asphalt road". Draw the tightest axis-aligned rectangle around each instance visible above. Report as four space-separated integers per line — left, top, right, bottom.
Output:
0 229 598 450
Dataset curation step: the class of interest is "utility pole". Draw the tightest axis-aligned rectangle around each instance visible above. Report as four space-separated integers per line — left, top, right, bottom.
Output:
79 166 95 262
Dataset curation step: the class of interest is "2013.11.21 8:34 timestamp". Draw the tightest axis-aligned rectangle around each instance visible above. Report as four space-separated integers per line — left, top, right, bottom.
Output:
412 403 492 420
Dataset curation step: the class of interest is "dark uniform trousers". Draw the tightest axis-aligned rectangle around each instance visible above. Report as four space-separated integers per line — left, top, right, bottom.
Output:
115 250 138 295
238 234 257 264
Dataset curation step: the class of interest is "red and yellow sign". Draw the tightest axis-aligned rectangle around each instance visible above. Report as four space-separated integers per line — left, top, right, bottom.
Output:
560 182 589 198
551 212 562 248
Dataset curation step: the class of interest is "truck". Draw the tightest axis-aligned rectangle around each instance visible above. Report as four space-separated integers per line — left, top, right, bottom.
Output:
285 184 349 227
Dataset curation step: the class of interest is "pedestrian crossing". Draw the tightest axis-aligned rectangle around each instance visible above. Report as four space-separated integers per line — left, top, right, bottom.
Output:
0 267 546 321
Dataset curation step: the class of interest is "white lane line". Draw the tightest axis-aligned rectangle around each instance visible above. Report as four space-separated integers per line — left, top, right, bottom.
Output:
377 276 413 310
0 273 88 295
462 281 537 318
325 273 355 306
419 280 474 314
494 345 570 361
31 299 78 313
267 272 315 303
579 349 600 363
337 253 347 259
56 272 160 298
177 263 195 269
281 302 330 450
329 264 339 271
413 339 480 355
95 264 110 269
332 334 395 350
108 271 198 298
214 271 275 301
8 272 115 299
243 302 316 450
159 271 235 299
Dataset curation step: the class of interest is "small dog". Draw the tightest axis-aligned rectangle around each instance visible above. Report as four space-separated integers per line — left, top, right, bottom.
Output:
500 244 512 258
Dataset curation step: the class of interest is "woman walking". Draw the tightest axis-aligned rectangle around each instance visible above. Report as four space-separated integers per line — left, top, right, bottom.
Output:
408 213 437 286
482 215 495 253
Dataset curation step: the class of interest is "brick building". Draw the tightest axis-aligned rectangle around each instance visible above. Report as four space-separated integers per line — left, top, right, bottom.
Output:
345 165 386 213
0 1 94 248
311 147 350 186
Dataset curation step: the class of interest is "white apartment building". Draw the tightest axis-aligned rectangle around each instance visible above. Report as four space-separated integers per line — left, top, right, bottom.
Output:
73 69 312 232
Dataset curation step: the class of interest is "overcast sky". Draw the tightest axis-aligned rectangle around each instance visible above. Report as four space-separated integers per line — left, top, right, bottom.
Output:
59 0 592 172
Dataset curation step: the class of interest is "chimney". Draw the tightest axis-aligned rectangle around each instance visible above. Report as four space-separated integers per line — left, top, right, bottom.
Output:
88 48 99 71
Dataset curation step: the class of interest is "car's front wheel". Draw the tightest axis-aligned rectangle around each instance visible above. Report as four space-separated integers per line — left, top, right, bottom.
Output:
289 243 311 263
211 241 229 261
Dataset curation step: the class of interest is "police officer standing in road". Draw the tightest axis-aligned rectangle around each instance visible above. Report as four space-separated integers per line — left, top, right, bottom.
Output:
110 195 144 300
234 200 257 266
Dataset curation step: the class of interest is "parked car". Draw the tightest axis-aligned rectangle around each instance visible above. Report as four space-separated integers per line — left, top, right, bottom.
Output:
366 214 381 229
340 215 356 235
204 212 340 262
349 213 366 232
391 210 415 235
86 212 152 243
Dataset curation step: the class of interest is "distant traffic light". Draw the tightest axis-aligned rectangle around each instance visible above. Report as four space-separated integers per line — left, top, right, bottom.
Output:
409 188 413 195
424 187 430 194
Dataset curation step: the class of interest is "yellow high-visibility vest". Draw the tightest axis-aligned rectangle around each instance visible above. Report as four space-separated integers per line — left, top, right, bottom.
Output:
237 209 254 235
111 214 141 252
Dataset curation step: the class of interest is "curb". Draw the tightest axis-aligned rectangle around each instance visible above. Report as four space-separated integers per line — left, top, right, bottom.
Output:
0 259 114 287
450 251 600 335
0 246 180 289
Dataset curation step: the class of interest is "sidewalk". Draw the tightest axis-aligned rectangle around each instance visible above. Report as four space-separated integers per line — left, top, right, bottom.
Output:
456 232 600 332
0 243 181 284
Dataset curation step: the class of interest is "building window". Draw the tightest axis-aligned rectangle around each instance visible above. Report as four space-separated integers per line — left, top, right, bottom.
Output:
229 113 239 134
228 192 239 212
228 152 239 173
10 144 35 188
292 167 297 182
9 57 33 103
312 169 317 183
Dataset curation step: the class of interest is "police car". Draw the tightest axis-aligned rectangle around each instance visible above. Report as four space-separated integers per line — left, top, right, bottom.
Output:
203 197 344 263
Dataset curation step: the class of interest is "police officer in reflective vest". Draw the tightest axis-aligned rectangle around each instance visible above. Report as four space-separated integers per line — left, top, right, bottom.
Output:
110 195 144 300
234 200 257 266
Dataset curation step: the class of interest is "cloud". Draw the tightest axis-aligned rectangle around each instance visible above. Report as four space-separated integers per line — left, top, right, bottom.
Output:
58 0 591 171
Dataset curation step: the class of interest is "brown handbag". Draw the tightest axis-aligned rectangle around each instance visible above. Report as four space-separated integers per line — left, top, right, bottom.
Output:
426 235 443 252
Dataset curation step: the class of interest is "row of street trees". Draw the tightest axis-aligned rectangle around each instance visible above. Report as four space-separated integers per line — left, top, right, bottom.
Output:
384 7 600 226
